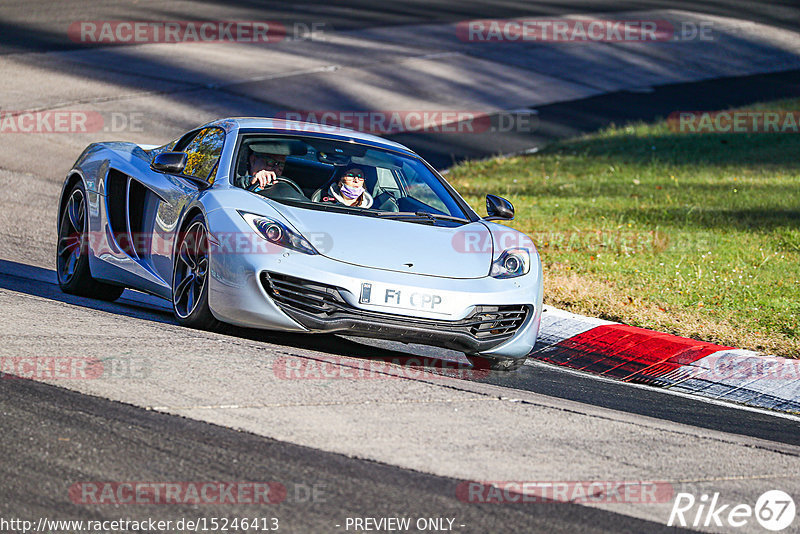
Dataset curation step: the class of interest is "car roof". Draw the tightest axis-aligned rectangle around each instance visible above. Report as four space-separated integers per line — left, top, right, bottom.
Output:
201 117 417 155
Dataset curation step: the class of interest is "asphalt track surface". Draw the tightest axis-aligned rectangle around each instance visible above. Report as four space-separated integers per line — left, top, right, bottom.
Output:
2 1 800 533
0 262 798 533
393 69 800 168
2 260 799 448
4 1 800 167
1 376 694 534
1 0 799 55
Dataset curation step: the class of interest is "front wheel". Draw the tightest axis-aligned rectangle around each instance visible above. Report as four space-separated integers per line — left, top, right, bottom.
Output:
56 181 124 301
172 213 221 331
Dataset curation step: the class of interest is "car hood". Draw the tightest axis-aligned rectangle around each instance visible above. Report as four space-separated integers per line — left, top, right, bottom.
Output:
273 203 493 279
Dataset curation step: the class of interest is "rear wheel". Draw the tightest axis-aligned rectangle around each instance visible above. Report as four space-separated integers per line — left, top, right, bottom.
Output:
56 181 124 301
172 213 221 331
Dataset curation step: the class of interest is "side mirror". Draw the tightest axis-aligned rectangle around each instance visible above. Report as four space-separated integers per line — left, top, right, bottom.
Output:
485 194 515 221
151 152 187 174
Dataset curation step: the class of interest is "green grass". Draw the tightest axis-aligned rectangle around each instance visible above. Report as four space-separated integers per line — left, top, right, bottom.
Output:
448 98 800 357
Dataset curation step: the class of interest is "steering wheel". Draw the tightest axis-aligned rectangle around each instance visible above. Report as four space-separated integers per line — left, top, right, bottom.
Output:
245 175 305 196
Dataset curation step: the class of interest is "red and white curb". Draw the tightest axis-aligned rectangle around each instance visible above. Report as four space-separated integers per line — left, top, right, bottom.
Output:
531 308 800 414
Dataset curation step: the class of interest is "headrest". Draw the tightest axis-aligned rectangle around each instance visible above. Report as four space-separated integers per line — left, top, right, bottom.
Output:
248 140 307 156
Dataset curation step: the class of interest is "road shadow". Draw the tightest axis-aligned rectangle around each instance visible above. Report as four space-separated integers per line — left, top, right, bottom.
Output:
4 259 799 445
0 259 497 380
4 1 800 54
2 3 800 169
391 69 800 167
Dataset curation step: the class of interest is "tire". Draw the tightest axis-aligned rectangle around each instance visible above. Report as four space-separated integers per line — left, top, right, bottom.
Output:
468 355 526 372
172 213 221 331
56 181 124 301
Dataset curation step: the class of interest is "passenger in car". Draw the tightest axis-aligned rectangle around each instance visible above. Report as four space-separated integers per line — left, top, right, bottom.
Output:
321 166 374 208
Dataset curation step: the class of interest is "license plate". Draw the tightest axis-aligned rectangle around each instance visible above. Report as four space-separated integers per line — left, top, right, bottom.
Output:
360 282 444 312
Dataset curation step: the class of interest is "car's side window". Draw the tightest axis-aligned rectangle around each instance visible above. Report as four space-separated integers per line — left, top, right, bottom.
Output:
182 128 225 183
148 139 178 158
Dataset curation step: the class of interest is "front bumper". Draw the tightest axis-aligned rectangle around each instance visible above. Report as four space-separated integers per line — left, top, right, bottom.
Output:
260 271 531 354
205 208 543 359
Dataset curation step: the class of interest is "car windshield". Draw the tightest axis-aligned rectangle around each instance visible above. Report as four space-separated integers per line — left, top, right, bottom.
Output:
232 134 471 223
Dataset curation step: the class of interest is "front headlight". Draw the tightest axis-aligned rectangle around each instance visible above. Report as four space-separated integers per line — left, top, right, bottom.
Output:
490 248 530 278
239 211 318 255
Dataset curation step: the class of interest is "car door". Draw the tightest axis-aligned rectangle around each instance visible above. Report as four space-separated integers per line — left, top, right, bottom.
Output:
144 127 226 290
98 127 226 299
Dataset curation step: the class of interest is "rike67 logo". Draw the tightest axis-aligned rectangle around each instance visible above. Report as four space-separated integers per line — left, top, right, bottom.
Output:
668 490 795 531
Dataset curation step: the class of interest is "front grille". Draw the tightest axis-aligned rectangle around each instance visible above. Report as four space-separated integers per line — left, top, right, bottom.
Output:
468 305 529 339
261 272 347 315
260 272 530 343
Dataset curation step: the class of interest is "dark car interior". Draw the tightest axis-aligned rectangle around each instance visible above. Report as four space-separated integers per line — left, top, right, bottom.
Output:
234 137 403 211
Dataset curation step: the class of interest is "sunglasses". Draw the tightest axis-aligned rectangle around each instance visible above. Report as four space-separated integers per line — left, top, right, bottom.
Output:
344 172 364 180
254 155 283 167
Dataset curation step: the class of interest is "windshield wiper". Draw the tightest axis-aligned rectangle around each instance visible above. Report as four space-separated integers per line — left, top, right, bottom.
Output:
374 211 468 223
277 199 384 217
269 200 467 223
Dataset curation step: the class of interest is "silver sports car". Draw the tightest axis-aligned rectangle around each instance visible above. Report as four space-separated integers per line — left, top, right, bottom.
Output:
56 118 542 370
